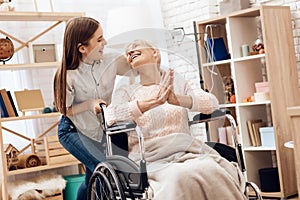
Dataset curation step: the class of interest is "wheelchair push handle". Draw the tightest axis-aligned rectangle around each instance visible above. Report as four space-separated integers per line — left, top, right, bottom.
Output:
100 103 108 130
99 102 106 113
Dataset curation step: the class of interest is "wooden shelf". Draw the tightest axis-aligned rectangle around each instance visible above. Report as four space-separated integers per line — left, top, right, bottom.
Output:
244 146 276 151
7 161 80 176
219 103 236 108
227 6 261 17
237 101 271 107
248 191 282 198
202 54 265 67
0 62 60 70
233 54 265 62
220 101 271 108
0 12 84 21
1 112 61 122
202 59 231 67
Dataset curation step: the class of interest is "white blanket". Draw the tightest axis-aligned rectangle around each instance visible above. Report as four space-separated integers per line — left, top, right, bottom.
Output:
129 133 247 200
8 173 66 200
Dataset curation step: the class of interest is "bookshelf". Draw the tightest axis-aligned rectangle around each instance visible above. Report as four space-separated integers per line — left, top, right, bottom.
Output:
0 11 84 200
196 6 297 198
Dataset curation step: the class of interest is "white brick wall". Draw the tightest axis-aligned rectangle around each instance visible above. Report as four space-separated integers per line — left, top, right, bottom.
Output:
160 0 219 89
159 0 300 137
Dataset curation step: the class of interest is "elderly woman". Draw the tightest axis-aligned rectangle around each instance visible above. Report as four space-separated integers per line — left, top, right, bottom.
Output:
105 40 247 200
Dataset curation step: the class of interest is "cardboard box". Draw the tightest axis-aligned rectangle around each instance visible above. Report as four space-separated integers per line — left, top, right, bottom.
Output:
254 92 270 102
219 0 249 15
259 126 275 147
32 44 57 63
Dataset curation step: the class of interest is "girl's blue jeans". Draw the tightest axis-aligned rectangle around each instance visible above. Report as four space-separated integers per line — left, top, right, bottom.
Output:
58 116 106 200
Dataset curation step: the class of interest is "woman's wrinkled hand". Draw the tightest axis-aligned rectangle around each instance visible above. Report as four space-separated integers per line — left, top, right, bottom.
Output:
165 69 180 106
155 69 173 105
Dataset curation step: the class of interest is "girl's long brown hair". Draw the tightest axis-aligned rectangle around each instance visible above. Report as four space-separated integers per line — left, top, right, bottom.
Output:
53 17 100 115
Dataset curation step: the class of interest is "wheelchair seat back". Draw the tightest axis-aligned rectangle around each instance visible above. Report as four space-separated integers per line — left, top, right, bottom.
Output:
205 141 237 163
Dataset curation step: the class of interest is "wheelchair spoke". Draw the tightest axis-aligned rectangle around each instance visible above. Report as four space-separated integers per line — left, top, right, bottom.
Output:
88 170 116 200
88 162 126 200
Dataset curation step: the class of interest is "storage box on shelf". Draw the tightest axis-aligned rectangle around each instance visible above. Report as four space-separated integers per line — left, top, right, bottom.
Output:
0 11 84 200
196 6 297 198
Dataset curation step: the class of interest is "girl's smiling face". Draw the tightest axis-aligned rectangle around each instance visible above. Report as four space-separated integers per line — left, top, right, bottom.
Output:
80 26 107 63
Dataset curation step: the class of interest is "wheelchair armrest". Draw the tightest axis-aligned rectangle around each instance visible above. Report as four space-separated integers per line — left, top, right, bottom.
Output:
191 109 231 124
100 103 136 134
106 121 136 134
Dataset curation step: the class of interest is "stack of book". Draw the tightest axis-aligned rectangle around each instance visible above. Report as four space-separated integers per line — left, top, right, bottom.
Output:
246 119 266 146
218 126 234 146
0 88 18 118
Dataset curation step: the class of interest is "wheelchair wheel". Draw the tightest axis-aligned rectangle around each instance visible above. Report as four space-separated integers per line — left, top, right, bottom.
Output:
88 170 114 200
88 162 125 200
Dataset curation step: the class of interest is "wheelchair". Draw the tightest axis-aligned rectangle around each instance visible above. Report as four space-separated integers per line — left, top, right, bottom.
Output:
87 105 263 200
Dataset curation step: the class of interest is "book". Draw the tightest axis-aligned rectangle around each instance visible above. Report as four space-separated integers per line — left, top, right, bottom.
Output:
246 119 262 146
218 127 227 144
0 93 9 118
7 91 18 117
0 89 16 117
252 121 267 146
225 126 234 146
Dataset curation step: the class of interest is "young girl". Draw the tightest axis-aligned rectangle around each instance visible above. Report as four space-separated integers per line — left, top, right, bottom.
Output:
53 17 132 200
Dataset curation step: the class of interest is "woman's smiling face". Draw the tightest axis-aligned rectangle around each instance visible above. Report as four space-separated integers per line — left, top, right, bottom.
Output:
125 41 158 69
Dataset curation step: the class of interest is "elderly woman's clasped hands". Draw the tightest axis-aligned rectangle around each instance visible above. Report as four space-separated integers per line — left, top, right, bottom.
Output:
155 68 180 106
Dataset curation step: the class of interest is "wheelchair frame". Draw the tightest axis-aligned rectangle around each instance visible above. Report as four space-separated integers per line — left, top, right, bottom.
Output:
87 105 263 200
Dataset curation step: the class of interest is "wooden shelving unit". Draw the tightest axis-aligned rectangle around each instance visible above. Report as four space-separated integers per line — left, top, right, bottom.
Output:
196 6 297 198
0 11 84 200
